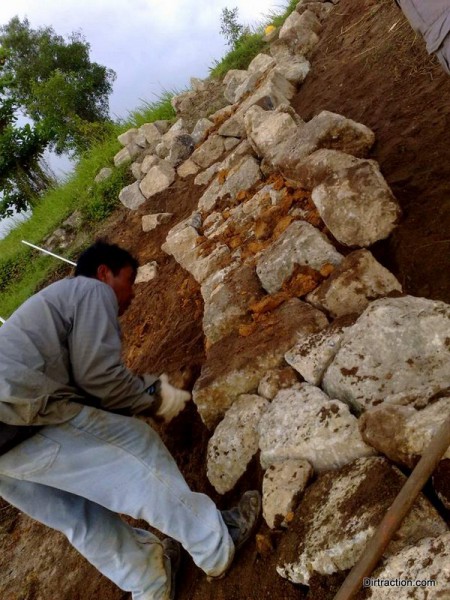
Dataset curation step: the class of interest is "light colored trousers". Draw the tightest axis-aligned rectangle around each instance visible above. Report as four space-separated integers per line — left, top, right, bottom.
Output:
0 405 234 600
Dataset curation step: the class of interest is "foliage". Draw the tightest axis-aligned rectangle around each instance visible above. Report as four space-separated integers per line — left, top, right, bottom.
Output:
220 7 249 48
0 17 116 156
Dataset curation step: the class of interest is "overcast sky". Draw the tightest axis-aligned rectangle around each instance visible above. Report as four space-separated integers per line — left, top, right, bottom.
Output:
0 0 281 238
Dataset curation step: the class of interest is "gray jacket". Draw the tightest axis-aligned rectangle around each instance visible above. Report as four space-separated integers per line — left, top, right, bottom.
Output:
398 0 450 54
0 276 157 427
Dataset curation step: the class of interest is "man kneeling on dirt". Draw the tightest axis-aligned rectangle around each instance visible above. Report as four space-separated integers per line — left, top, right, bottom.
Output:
0 240 260 600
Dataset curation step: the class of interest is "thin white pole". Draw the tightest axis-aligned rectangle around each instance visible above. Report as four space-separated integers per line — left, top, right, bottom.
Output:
21 240 76 266
0 317 5 324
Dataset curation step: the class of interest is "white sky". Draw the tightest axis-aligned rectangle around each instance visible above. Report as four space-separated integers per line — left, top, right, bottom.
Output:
0 0 280 119
0 0 281 237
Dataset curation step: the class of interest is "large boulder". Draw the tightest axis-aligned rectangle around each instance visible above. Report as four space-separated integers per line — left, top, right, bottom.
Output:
139 123 163 152
256 221 343 294
311 158 401 247
223 69 248 104
258 384 375 471
365 533 450 599
119 181 147 210
207 394 270 494
139 161 176 199
277 457 448 585
190 134 226 169
279 10 321 56
244 105 302 161
193 299 328 429
306 249 402 317
323 296 450 412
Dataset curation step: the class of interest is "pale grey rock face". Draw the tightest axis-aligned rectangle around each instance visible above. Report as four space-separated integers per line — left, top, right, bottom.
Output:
274 112 375 176
248 53 276 75
118 181 147 210
296 2 334 22
113 146 133 167
141 213 173 233
306 249 402 318
203 265 264 345
177 159 200 179
273 56 311 85
277 457 448 585
130 162 142 180
367 533 450 599
117 128 139 147
200 262 241 302
279 10 321 55
286 148 362 190
258 384 375 471
162 217 230 284
244 105 300 162
135 262 158 283
141 154 160 175
258 367 300 400
139 123 163 152
193 299 328 429
191 117 214 145
263 460 313 529
94 167 113 183
311 159 401 247
322 296 450 412
167 134 195 167
359 396 450 468
207 394 270 494
190 135 225 169
190 76 208 92
194 163 221 186
233 72 262 104
198 155 262 213
224 137 240 151
256 221 343 294
285 315 355 386
223 69 248 104
139 161 175 199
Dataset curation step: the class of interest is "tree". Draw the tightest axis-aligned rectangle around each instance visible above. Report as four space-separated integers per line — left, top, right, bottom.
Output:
0 92 54 218
220 7 249 48
0 17 116 156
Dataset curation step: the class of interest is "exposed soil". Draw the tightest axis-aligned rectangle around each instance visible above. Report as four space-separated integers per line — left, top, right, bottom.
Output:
2 0 450 598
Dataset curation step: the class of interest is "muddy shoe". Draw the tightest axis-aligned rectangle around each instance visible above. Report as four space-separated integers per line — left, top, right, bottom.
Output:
162 537 181 600
221 490 262 552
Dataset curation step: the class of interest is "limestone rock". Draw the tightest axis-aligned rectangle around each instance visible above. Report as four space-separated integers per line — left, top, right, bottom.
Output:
306 249 402 317
274 112 375 175
167 134 195 167
119 181 146 210
359 396 450 468
263 460 313 529
274 56 311 85
367 533 450 599
296 2 335 22
200 262 241 302
279 10 321 55
258 367 300 400
130 162 142 180
258 384 375 471
94 167 113 183
311 159 401 247
203 264 264 345
141 154 160 175
198 155 262 213
139 161 175 199
248 53 277 76
323 296 450 412
139 123 163 152
224 137 240 151
276 457 448 585
207 394 270 494
113 146 133 168
141 213 173 232
256 221 343 294
135 262 157 283
244 105 301 161
193 299 328 429
285 315 356 386
190 135 226 169
177 159 200 179
223 69 248 104
118 128 146 147
194 163 221 186
162 217 230 283
191 117 214 145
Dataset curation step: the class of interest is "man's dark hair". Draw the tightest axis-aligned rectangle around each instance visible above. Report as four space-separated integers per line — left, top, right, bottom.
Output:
75 240 139 278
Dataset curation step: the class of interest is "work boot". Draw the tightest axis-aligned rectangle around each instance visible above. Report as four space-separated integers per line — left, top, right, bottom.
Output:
162 537 181 600
221 490 261 551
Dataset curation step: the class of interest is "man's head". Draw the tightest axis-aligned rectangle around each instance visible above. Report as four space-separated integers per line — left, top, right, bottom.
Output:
75 241 139 315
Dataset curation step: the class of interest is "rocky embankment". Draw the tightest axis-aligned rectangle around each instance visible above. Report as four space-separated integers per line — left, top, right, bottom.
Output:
97 0 450 595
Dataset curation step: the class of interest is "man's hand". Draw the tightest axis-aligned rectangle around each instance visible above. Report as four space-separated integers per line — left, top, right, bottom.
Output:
155 373 191 423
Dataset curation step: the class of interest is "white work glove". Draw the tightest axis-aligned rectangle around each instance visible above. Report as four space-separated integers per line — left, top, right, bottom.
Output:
155 373 191 423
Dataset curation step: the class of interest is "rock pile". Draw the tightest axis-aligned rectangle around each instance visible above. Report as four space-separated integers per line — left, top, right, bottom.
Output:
98 0 450 594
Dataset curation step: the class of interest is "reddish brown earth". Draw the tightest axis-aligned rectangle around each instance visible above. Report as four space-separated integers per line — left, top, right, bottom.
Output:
1 0 449 598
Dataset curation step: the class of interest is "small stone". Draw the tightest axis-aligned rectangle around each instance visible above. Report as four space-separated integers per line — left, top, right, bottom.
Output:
135 262 157 283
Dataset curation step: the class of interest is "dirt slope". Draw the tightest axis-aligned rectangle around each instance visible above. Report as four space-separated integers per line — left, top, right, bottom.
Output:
1 1 449 599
